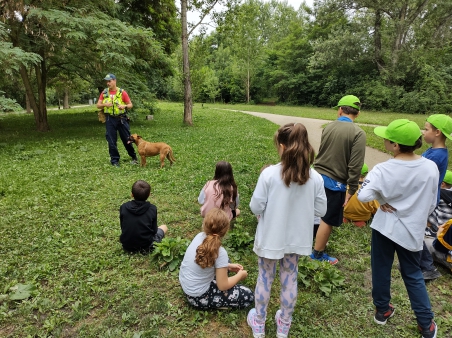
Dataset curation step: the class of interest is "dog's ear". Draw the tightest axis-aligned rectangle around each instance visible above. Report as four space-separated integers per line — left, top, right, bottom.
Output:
137 135 142 139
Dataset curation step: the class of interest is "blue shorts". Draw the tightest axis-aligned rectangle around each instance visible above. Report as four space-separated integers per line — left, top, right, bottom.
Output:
321 188 346 227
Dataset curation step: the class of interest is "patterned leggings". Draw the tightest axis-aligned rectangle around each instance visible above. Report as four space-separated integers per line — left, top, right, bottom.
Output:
185 280 254 310
254 254 299 323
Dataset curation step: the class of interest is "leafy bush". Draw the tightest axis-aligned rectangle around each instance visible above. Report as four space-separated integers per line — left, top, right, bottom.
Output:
0 91 22 112
223 223 254 261
150 237 190 272
298 256 345 297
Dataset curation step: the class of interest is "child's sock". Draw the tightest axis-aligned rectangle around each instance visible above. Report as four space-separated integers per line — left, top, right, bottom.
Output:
312 249 324 259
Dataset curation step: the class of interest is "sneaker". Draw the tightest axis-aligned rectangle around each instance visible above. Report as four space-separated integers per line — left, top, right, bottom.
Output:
247 308 265 338
425 227 436 237
353 221 367 228
309 252 338 265
275 310 291 338
422 268 441 280
131 159 139 165
112 162 120 167
374 304 395 325
418 321 437 338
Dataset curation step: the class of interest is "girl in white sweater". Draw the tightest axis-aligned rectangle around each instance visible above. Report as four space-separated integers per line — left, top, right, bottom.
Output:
247 123 327 338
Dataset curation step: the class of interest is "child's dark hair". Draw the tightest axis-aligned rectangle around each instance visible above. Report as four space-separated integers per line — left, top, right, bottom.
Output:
340 105 360 115
195 208 230 268
213 161 238 210
390 136 423 153
274 123 315 186
132 180 151 201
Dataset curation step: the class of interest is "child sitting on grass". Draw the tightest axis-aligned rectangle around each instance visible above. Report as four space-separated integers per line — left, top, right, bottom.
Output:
358 119 438 338
198 161 240 220
425 219 452 273
343 163 379 227
178 208 254 310
119 180 168 254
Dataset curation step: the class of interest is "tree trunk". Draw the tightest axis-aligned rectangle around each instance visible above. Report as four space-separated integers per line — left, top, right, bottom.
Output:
374 9 385 76
181 0 193 126
34 55 50 132
25 92 31 114
63 87 69 109
246 68 250 103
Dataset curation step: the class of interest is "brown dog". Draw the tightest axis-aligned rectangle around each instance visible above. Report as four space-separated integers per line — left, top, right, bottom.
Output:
128 134 176 168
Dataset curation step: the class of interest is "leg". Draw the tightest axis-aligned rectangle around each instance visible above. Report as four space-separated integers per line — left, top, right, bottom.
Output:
396 244 434 329
105 117 120 164
313 220 333 251
371 229 395 312
279 254 299 321
159 153 166 168
117 118 137 160
254 257 277 322
419 241 441 280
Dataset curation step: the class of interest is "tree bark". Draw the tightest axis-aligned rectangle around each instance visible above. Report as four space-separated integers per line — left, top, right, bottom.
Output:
63 87 69 109
181 0 193 126
34 54 50 132
25 92 31 114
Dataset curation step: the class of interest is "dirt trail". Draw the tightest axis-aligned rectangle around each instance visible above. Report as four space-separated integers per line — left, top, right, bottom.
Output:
232 110 392 170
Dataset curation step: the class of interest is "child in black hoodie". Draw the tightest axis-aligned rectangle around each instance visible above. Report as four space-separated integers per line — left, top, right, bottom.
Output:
120 180 168 253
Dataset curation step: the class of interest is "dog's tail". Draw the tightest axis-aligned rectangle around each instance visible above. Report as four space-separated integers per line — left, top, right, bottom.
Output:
167 147 176 164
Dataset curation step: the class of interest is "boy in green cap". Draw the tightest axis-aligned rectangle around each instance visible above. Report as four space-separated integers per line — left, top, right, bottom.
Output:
311 95 366 264
419 114 452 280
358 119 438 338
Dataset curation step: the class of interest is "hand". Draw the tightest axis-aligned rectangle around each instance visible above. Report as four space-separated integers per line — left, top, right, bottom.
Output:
104 102 113 108
437 223 445 234
237 269 248 281
228 263 243 272
343 192 352 207
118 104 127 110
380 203 396 213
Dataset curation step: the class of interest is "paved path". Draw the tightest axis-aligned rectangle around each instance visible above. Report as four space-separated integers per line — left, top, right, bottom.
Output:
231 110 392 170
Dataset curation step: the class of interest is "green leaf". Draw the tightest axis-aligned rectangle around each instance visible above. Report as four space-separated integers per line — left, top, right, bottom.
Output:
9 283 38 301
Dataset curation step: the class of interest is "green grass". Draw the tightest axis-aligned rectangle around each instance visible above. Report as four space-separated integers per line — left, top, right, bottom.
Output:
1 102 451 337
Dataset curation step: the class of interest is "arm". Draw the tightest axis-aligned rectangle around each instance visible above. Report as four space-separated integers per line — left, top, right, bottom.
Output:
118 90 132 111
314 176 327 217
96 93 105 109
249 173 268 215
346 131 366 195
215 267 248 291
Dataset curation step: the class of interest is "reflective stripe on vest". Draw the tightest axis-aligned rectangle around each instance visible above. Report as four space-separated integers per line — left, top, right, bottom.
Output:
102 88 125 116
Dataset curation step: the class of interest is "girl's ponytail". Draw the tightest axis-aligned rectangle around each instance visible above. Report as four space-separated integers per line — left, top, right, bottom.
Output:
195 208 230 268
274 123 315 186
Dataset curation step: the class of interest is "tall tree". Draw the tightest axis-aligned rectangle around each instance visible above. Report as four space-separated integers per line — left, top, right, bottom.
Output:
1 1 167 131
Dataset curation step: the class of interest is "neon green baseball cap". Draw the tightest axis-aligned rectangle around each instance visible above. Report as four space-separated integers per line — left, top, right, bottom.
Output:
333 95 361 110
374 119 421 146
361 163 369 175
443 170 452 185
426 114 452 141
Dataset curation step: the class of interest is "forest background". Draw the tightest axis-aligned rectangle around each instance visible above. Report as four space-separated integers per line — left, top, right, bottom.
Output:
2 0 452 131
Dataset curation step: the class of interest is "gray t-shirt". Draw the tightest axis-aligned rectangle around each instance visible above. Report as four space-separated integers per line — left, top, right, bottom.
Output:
179 232 229 297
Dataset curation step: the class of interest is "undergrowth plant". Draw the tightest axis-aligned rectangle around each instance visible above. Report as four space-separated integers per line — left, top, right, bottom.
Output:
223 222 255 261
298 257 345 297
150 237 190 272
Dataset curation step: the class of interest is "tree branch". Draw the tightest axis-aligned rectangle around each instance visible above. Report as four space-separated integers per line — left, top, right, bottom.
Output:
188 0 219 36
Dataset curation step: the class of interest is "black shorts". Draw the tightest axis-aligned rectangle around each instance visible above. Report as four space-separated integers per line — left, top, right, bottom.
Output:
321 188 346 227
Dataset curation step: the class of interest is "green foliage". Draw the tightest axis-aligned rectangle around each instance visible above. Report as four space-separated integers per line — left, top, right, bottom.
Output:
0 91 22 112
6 283 39 301
298 257 345 297
150 237 190 272
223 223 255 261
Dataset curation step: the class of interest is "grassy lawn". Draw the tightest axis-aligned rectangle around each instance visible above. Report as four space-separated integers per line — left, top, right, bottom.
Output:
1 102 451 337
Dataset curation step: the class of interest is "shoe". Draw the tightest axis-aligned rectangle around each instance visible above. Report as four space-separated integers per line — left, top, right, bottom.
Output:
418 321 437 338
131 159 139 165
247 308 265 338
309 252 338 265
425 227 436 237
374 304 395 325
112 162 120 167
353 221 367 228
422 268 441 280
275 310 291 338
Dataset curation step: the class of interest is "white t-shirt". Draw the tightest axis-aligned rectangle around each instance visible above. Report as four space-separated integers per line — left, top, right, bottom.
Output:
179 232 229 297
249 164 327 259
358 157 438 251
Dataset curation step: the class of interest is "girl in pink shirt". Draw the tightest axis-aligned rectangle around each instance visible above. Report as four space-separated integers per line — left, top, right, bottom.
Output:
198 161 240 220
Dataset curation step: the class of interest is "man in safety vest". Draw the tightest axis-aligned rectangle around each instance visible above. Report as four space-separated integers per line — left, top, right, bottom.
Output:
97 73 138 166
